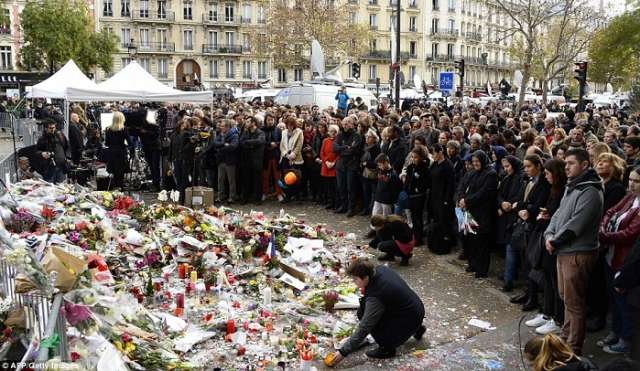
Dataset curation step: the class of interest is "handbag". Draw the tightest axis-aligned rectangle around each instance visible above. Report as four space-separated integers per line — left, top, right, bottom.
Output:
526 229 545 270
362 167 377 179
510 219 530 251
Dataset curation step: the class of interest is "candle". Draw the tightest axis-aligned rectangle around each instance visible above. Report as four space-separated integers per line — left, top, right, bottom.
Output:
178 264 186 279
190 270 198 284
226 319 236 334
176 293 185 308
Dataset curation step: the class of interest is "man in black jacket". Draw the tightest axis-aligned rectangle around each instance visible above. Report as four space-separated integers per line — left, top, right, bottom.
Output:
382 125 408 176
140 120 162 191
36 120 71 184
333 117 363 217
239 117 266 204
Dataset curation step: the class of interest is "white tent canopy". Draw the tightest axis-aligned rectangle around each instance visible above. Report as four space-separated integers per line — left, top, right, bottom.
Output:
28 60 97 99
65 61 212 103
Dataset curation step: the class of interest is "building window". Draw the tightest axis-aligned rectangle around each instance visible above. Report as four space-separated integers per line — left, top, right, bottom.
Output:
409 66 416 80
207 31 218 47
103 0 113 16
158 0 167 18
0 46 11 70
183 0 192 20
121 57 131 68
448 19 454 32
158 29 167 48
210 60 219 78
432 0 439 10
226 60 235 78
448 0 455 11
121 28 131 45
409 41 416 57
368 64 377 80
140 0 149 17
257 5 265 24
183 30 193 50
121 0 130 17
225 3 235 22
140 29 149 48
431 42 439 57
447 43 454 57
208 2 219 22
225 31 235 46
243 61 252 79
277 68 286 83
158 58 168 78
349 12 356 24
409 16 416 32
294 68 303 81
258 61 267 79
242 33 250 50
139 58 150 72
369 39 377 51
431 18 438 33
369 14 377 28
242 3 251 23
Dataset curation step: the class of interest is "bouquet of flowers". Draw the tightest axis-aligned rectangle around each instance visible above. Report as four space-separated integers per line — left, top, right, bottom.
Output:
456 208 479 235
10 209 38 233
2 240 53 294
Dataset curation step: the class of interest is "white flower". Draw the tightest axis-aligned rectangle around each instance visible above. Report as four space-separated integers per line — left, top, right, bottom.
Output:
170 190 180 203
157 190 168 202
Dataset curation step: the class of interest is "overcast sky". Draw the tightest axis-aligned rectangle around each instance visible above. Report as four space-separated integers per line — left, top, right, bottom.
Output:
589 0 628 16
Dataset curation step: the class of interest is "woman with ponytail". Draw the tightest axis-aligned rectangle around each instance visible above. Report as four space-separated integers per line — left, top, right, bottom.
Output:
524 334 596 371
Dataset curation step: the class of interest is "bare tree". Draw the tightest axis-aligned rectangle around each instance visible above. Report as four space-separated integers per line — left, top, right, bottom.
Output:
258 0 370 70
494 0 588 111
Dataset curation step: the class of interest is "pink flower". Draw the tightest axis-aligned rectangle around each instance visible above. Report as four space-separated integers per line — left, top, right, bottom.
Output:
63 301 92 326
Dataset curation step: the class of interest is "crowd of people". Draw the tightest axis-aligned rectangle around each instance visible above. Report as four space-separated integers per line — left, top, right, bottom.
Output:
24 92 640 365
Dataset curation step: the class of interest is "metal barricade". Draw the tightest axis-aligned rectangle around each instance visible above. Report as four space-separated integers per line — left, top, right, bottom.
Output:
0 261 68 364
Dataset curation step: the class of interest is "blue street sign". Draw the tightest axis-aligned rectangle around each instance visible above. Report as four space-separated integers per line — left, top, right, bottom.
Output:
439 72 454 93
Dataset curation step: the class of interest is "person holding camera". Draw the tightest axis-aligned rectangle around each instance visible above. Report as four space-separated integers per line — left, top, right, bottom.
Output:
36 120 71 184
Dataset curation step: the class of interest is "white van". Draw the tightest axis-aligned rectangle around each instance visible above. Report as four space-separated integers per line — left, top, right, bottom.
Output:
274 82 378 110
237 88 281 103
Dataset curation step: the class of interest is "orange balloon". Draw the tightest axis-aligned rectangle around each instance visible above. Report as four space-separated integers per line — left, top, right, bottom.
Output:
284 171 298 185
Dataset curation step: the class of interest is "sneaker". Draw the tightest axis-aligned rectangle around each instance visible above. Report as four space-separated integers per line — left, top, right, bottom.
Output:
536 320 561 335
365 346 396 359
525 314 548 328
603 339 629 354
596 332 618 348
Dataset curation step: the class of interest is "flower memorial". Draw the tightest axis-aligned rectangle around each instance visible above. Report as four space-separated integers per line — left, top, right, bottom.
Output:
0 180 369 370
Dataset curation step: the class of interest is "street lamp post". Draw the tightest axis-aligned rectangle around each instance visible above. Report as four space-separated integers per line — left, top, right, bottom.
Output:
127 38 137 61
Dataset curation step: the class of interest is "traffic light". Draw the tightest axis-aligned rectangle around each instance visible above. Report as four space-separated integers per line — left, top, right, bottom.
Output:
351 63 361 79
454 59 465 77
574 61 588 84
574 61 588 112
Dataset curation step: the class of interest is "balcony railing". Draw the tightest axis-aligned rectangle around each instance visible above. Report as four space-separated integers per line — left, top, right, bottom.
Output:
125 41 175 53
240 17 251 24
430 29 458 38
408 2 419 9
257 18 266 24
348 0 359 4
203 14 240 25
466 31 482 42
363 50 412 60
409 26 417 32
132 10 175 21
370 25 378 30
426 54 456 62
258 73 268 79
367 0 379 5
202 44 245 54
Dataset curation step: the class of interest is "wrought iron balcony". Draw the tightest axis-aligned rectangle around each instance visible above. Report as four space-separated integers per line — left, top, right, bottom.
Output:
430 29 459 38
121 42 176 53
202 44 245 54
202 14 240 26
363 50 412 60
132 10 175 22
465 31 482 42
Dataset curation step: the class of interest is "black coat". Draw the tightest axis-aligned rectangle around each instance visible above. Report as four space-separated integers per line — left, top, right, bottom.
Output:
369 220 414 247
333 129 363 171
104 129 128 174
495 170 524 244
239 128 266 167
404 161 430 197
375 168 402 204
68 123 84 164
262 125 282 162
140 123 161 151
361 144 381 174
516 175 551 222
382 139 408 175
430 159 456 212
603 179 626 213
460 152 498 234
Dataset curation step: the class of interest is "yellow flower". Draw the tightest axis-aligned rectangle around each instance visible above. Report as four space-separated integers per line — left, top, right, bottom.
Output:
114 341 123 351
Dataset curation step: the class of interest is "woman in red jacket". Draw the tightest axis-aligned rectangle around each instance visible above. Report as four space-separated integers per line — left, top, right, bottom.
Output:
598 166 640 354
320 124 339 210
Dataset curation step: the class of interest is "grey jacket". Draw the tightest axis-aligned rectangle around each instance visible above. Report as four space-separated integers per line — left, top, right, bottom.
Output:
544 169 604 255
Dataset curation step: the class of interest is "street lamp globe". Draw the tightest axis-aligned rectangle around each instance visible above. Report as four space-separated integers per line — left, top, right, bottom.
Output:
127 38 137 60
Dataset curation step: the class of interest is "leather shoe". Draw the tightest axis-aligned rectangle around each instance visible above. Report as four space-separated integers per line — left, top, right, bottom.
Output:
413 325 426 341
346 210 356 218
510 293 528 304
334 208 347 214
502 283 514 292
365 346 396 359
465 266 475 273
522 299 538 312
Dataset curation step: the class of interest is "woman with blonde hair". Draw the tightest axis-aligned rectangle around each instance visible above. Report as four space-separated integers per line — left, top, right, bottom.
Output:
105 111 129 189
588 142 610 166
550 128 567 153
534 136 552 156
524 334 596 371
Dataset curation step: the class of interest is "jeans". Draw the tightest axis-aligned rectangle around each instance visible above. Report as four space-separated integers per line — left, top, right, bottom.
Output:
542 251 564 323
605 263 633 341
336 167 357 212
361 177 377 213
504 244 520 285
217 163 237 201
44 166 66 184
